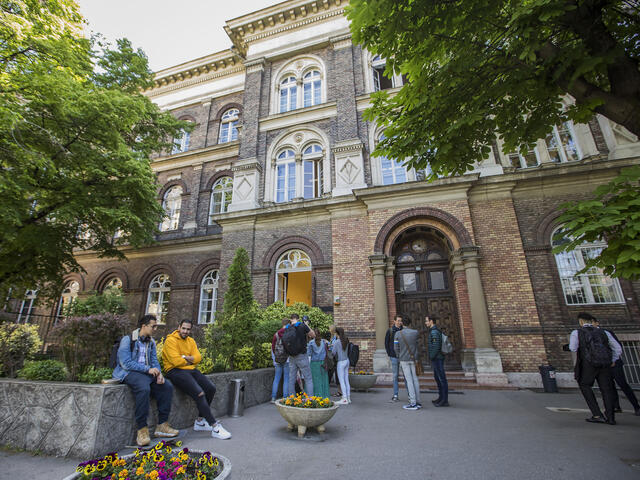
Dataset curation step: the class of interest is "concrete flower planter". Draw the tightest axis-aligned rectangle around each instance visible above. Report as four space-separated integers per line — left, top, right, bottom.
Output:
61 451 232 480
275 399 339 437
348 373 377 391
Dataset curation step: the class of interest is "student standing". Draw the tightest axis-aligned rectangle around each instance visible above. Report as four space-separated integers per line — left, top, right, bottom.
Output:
332 327 351 404
307 329 330 398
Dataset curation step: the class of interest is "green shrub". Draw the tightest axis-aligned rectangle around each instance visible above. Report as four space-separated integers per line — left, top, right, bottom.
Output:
78 366 113 384
0 323 42 377
254 342 272 369
259 302 333 335
233 346 254 371
18 360 67 381
53 313 128 381
212 354 228 373
65 289 128 316
197 347 215 374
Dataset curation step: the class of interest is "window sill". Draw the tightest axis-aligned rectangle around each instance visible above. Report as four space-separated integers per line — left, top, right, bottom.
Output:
259 102 337 133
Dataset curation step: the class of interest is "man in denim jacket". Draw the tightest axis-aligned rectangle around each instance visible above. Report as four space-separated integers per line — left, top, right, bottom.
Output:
113 314 179 446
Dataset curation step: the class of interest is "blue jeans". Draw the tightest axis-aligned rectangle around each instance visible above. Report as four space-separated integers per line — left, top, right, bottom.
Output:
272 357 290 399
432 358 448 403
123 371 174 429
390 357 400 396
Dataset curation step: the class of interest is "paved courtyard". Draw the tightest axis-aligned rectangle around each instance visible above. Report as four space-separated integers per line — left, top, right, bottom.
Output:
1 388 639 480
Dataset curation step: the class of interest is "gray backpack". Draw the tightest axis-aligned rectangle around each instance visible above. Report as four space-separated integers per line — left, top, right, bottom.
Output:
441 332 454 354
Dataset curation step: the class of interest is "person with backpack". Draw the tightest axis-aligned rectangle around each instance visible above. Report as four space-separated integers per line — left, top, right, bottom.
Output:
161 319 231 440
331 326 351 404
569 312 622 425
307 328 330 399
593 318 640 416
271 318 290 403
426 315 449 407
112 314 179 446
384 315 403 402
284 313 315 396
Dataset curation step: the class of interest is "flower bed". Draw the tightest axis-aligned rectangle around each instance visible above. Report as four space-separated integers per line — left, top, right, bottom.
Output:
64 442 231 480
282 393 333 408
275 393 339 437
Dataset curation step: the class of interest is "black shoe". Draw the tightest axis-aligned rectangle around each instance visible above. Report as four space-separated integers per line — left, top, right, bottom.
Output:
605 416 616 425
635 408 640 417
431 399 442 405
434 401 450 407
614 407 623 413
585 416 606 423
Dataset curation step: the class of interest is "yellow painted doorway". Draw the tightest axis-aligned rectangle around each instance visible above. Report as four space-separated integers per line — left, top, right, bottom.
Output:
285 271 311 306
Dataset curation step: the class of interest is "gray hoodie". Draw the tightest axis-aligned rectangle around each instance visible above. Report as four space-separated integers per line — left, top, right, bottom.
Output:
393 328 419 362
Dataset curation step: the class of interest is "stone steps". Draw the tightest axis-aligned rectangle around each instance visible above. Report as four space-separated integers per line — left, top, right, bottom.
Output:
374 371 518 391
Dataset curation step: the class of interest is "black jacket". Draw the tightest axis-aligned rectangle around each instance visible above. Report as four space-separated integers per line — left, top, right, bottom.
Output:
385 325 402 357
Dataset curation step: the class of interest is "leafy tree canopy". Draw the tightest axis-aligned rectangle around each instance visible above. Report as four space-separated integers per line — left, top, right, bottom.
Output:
347 0 640 176
0 0 188 298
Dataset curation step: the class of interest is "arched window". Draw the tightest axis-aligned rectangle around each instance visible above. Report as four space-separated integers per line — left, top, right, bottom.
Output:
279 76 297 113
209 177 233 219
303 70 322 107
275 149 296 203
552 228 623 305
56 280 79 318
275 249 312 305
160 186 182 232
302 143 323 199
219 109 239 143
198 270 219 324
104 277 123 292
378 133 407 185
146 274 171 324
17 290 37 323
172 128 191 154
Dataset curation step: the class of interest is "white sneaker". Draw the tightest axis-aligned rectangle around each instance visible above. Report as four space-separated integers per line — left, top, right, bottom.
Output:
193 418 212 431
211 422 231 440
335 398 349 405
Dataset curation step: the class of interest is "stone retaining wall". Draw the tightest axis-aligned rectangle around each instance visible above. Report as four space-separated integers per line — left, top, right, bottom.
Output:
0 368 274 459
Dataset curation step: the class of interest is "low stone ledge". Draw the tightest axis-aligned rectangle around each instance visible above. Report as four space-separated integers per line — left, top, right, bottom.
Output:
0 368 274 459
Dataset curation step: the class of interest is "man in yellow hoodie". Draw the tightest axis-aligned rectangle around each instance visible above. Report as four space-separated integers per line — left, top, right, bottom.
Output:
162 319 231 439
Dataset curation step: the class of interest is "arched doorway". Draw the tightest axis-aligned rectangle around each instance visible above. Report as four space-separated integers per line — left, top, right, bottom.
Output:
392 226 461 367
275 249 312 306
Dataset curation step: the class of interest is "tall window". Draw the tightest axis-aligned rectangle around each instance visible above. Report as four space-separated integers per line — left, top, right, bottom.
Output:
508 148 539 169
275 149 296 203
160 186 182 232
104 277 123 292
302 144 322 199
546 122 580 163
552 228 623 305
303 70 322 107
219 109 239 143
209 177 233 219
146 274 171 324
172 128 190 154
279 76 297 113
378 133 407 185
372 55 394 91
56 280 79 318
198 270 219 324
17 290 37 323
275 249 312 305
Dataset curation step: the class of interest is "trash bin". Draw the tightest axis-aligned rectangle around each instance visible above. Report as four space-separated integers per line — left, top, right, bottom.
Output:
539 365 558 393
228 378 245 417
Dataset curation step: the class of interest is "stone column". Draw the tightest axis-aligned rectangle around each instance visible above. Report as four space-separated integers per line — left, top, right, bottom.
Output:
456 246 508 386
369 254 390 373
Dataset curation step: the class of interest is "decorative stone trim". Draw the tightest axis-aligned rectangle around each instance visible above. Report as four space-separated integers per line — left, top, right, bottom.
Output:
93 267 130 292
331 139 363 154
262 235 325 268
245 58 266 73
148 66 244 98
330 33 352 50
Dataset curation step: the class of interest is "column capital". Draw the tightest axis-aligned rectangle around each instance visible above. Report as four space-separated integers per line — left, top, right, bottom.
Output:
369 254 387 274
385 256 396 277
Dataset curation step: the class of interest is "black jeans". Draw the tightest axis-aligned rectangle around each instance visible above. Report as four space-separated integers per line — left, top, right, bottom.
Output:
431 358 448 403
611 360 640 410
165 368 217 426
578 363 615 420
123 371 174 429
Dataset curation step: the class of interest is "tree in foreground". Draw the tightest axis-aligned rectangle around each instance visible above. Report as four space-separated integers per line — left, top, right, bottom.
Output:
0 0 187 298
347 0 640 278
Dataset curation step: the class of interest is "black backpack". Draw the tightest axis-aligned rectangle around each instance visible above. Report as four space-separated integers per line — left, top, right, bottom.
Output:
348 342 359 368
282 325 306 356
273 334 289 364
109 334 134 369
579 327 612 368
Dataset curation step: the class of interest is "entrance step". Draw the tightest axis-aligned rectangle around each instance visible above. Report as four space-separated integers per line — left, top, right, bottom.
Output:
374 371 518 391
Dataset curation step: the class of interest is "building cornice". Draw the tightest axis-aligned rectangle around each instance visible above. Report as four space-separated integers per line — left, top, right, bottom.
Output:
151 142 239 172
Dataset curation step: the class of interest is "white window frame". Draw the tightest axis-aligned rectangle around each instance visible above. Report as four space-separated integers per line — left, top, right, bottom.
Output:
377 133 408 185
56 281 79 318
146 274 171 324
279 76 297 113
160 186 182 232
370 55 404 93
209 176 233 220
302 144 323 199
18 290 37 323
552 228 624 305
198 270 219 324
219 109 239 144
275 149 297 203
172 128 190 154
274 249 312 303
544 122 581 163
303 70 322 108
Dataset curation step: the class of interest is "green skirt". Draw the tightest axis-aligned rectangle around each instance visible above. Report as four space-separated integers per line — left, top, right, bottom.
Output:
310 360 330 399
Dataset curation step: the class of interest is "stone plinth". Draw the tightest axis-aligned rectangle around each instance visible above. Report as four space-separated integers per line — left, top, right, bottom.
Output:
0 368 274 458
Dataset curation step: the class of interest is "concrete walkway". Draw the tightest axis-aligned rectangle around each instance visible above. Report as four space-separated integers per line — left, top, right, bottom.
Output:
2 388 639 480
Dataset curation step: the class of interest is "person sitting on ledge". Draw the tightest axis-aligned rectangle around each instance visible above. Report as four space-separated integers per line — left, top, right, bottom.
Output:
112 314 179 446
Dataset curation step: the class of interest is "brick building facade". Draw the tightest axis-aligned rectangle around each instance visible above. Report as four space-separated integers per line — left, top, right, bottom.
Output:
13 0 640 386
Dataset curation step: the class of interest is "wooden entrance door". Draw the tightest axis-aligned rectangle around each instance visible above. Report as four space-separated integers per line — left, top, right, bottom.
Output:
393 229 461 368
